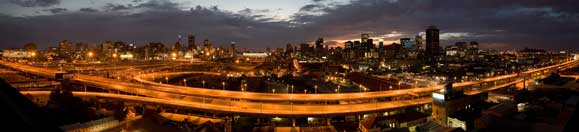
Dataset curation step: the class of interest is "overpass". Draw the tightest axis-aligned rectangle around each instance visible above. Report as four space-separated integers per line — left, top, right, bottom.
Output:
2 57 579 116
21 91 431 116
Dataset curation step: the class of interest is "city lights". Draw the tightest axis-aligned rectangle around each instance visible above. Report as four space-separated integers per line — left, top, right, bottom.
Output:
2 2 578 131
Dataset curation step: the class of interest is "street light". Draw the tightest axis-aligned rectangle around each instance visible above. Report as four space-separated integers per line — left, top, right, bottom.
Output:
272 89 276 93
398 82 401 89
304 89 307 94
183 79 187 86
415 81 418 88
202 80 206 88
337 85 341 93
165 77 168 84
87 52 94 61
314 85 318 94
222 82 226 90
291 85 294 94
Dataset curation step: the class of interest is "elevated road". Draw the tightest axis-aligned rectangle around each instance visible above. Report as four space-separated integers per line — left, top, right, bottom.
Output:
2 58 579 116
21 91 431 116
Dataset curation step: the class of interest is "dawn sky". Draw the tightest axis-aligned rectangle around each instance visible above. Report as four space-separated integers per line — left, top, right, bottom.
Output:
1 0 579 50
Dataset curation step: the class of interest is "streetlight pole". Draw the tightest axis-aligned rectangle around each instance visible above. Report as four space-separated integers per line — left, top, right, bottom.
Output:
165 77 168 84
183 79 187 87
222 82 226 90
202 80 205 88
337 85 341 93
398 82 401 89
314 85 318 94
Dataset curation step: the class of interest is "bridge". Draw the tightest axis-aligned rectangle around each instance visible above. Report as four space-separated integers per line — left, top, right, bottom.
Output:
2 56 579 117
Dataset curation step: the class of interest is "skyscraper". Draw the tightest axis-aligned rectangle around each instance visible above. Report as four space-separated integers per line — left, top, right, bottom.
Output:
187 35 196 50
426 26 440 56
286 43 293 53
361 34 370 44
57 40 72 57
315 38 324 49
203 39 212 49
415 35 423 50
174 41 182 51
344 41 353 49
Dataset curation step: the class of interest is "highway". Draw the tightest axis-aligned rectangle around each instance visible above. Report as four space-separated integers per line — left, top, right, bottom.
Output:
2 58 578 116
21 91 432 116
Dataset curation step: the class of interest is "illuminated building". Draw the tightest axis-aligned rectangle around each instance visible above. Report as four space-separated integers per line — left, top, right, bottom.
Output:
361 33 370 43
242 52 271 58
57 40 73 57
400 38 414 50
425 26 440 57
432 82 483 130
415 34 423 50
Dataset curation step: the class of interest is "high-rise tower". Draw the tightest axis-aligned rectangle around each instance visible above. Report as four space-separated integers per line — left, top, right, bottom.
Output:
426 26 440 56
187 35 196 50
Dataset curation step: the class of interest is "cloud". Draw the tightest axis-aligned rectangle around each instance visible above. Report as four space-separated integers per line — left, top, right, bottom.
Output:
1 0 579 51
8 0 60 7
44 7 66 14
0 4 305 49
79 8 98 12
382 31 404 38
135 0 179 11
440 32 471 40
289 0 579 50
104 3 132 11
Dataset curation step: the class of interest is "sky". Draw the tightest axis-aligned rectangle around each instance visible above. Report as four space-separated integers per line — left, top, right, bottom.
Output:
1 0 579 50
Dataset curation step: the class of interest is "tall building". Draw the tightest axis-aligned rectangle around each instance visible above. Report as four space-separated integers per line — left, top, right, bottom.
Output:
425 26 440 56
315 37 324 50
174 41 182 51
354 41 361 49
203 39 212 49
361 34 370 43
469 41 479 51
75 42 88 53
286 43 294 53
415 35 423 50
57 40 73 57
344 41 353 49
187 35 196 50
230 43 236 57
366 39 374 49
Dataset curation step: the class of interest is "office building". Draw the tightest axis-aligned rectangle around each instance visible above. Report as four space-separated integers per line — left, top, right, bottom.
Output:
425 26 440 56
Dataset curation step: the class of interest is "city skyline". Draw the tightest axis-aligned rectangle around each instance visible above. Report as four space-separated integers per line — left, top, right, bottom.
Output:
2 1 579 130
1 0 579 50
